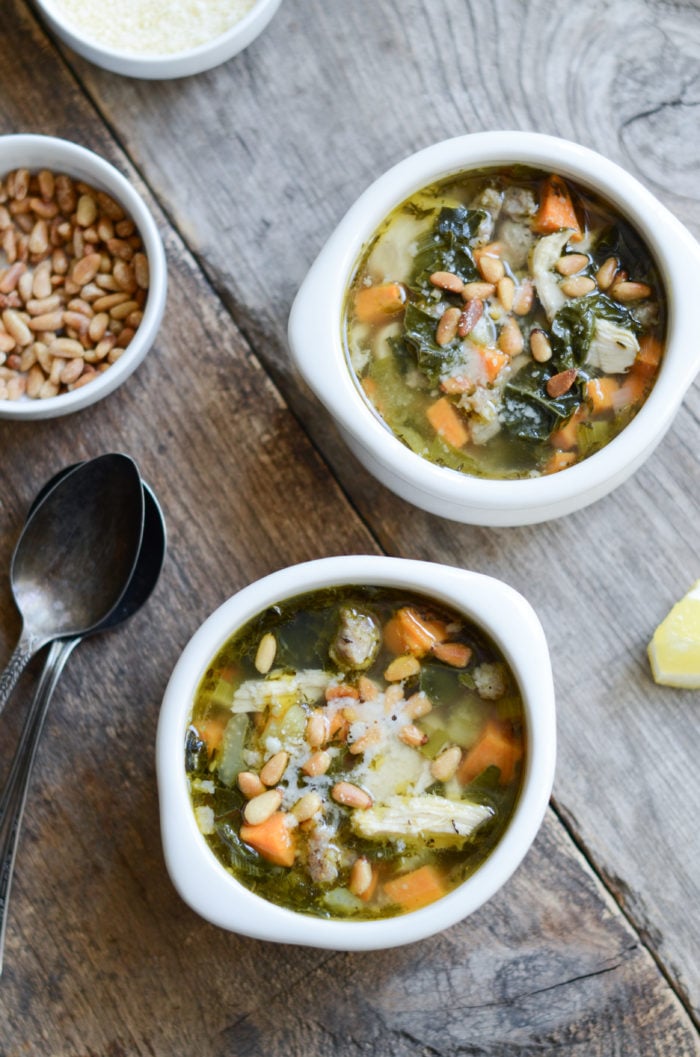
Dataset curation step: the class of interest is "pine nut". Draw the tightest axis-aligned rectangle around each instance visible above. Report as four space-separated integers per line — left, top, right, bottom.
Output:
348 726 382 755
399 723 428 747
331 782 372 809
254 632 277 674
404 691 432 719
76 194 98 228
59 357 84 385
610 280 652 302
477 254 505 284
498 316 524 356
555 253 589 276
457 299 483 337
384 654 421 682
28 220 49 256
302 751 331 777
243 788 283 826
430 745 462 782
560 276 596 298
28 311 64 332
435 306 461 347
49 337 85 358
357 675 379 701
596 256 618 291
260 751 289 787
133 253 149 289
32 260 53 299
0 262 26 294
2 310 32 346
430 271 464 294
306 709 329 748
462 281 495 301
292 792 322 822
497 276 515 312
349 857 373 897
72 253 102 287
546 368 578 397
530 328 553 363
88 312 109 342
26 294 61 315
238 771 266 799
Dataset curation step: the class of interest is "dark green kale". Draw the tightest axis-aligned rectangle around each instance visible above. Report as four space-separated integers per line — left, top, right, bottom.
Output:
550 293 639 369
402 303 462 386
501 362 583 442
410 206 485 296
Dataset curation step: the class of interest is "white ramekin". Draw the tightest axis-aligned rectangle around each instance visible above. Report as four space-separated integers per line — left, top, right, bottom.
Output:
156 555 556 951
0 134 166 420
33 0 283 79
288 131 700 526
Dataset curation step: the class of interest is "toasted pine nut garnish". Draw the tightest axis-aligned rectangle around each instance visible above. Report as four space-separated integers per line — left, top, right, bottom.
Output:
596 256 618 291
349 725 382 755
292 792 323 822
497 316 524 357
399 723 428 747
462 281 496 301
497 276 515 312
306 709 330 748
349 857 374 897
302 750 331 777
238 771 266 799
435 306 461 347
357 675 379 701
384 654 421 682
477 254 505 284
530 328 553 363
610 280 652 302
254 632 277 674
430 745 462 783
243 788 283 826
331 782 372 809
457 299 483 337
560 275 596 298
260 750 289 787
404 691 432 719
555 253 589 276
430 270 464 294
546 368 578 398
512 279 534 315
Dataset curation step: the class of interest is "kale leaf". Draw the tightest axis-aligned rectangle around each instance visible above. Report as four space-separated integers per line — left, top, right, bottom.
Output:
550 293 639 368
402 303 462 386
501 362 583 442
410 206 484 295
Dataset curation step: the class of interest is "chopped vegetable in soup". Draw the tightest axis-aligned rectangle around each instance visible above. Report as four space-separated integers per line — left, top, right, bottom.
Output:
186 587 525 920
343 167 665 479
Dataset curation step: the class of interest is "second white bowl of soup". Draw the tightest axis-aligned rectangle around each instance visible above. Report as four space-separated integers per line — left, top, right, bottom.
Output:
157 556 555 950
288 132 700 525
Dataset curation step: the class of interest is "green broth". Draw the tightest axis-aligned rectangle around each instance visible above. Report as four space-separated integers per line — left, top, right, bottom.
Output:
344 166 665 479
187 586 526 920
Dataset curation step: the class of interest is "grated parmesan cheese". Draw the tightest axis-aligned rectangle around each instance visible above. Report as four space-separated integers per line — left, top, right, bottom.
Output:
52 0 258 56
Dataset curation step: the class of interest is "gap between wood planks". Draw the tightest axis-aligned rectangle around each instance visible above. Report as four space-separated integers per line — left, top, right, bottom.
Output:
22 8 699 1034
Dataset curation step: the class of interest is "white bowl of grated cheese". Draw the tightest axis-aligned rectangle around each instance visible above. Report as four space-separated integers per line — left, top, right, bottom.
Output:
33 0 283 79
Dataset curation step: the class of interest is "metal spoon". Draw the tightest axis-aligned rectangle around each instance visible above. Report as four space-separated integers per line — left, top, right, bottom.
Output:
0 453 144 718
0 475 166 973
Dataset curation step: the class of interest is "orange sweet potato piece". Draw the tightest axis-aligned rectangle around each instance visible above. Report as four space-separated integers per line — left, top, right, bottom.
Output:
533 175 581 236
544 450 576 475
354 282 406 324
457 719 523 785
426 396 469 448
383 864 446 912
195 716 228 754
637 334 663 368
383 607 448 656
550 406 586 451
239 812 296 867
481 348 509 381
586 377 619 414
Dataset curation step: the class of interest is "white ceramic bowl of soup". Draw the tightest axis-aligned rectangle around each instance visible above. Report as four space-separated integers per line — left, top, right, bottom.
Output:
288 131 700 526
0 134 166 419
157 555 555 951
33 0 283 79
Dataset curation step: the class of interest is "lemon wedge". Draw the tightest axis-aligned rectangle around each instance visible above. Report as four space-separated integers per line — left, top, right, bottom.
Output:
648 580 700 688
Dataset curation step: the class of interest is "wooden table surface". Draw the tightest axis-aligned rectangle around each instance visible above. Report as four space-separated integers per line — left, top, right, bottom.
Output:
0 1 699 1053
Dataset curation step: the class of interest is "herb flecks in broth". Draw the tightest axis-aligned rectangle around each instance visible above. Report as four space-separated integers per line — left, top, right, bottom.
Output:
186 587 525 920
344 167 665 479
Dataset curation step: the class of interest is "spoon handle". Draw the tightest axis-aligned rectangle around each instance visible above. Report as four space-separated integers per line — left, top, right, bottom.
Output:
0 637 79 974
0 632 42 720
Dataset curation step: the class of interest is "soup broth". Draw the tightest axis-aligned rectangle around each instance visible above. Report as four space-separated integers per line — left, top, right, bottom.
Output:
186 586 525 920
343 166 665 479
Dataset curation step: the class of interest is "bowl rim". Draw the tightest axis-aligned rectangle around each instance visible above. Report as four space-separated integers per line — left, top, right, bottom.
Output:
0 133 167 419
288 131 700 516
156 555 556 951
33 0 283 77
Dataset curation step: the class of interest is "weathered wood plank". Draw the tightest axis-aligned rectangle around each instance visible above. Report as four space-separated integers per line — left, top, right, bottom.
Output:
55 0 700 1018
0 0 696 1053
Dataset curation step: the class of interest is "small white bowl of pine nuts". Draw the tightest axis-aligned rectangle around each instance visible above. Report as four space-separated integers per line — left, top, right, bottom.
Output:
33 0 283 80
289 131 700 525
157 555 556 950
0 134 166 418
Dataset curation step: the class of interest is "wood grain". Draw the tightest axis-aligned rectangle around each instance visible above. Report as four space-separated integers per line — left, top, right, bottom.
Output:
0 0 697 1052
